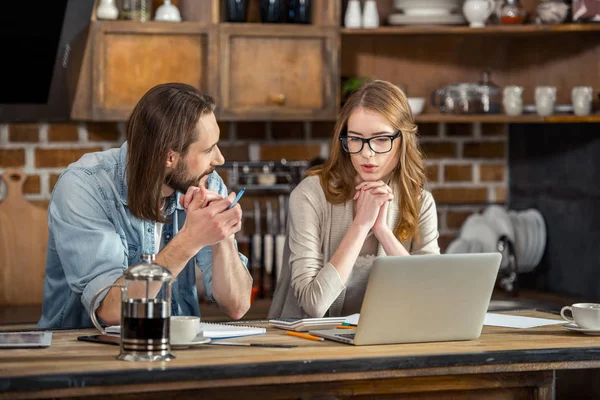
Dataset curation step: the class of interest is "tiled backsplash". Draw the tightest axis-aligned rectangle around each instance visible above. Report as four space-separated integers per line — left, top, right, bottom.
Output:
0 121 507 251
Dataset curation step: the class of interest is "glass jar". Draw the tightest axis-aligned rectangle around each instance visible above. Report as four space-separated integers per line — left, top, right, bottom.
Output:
478 70 501 114
500 0 526 24
120 0 151 21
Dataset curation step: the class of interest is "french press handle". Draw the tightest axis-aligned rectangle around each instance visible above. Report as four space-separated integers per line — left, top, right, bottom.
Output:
89 284 124 334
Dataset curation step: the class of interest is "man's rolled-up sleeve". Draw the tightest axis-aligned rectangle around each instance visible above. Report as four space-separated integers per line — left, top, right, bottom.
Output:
49 170 127 313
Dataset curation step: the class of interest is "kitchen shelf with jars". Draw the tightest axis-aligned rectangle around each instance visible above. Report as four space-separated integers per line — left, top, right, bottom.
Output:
340 0 600 124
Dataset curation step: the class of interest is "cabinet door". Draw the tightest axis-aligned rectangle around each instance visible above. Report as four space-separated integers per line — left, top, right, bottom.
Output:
91 21 216 121
219 25 339 121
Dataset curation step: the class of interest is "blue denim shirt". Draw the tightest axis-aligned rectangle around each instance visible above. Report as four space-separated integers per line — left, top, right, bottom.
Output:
38 142 248 329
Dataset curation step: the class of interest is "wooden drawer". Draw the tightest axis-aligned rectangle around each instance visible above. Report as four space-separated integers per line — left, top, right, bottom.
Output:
219 25 339 121
90 21 216 121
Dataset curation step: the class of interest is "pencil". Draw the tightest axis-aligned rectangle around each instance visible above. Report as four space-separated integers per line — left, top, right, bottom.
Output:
286 331 324 342
335 325 355 329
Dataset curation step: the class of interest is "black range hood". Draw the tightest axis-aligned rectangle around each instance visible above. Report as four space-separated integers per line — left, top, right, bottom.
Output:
0 0 94 122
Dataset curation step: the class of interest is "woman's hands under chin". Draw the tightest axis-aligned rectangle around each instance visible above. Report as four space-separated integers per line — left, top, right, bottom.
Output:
373 199 392 240
353 180 394 232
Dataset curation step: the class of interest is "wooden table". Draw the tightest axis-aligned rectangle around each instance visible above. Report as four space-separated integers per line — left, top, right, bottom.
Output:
1 312 600 400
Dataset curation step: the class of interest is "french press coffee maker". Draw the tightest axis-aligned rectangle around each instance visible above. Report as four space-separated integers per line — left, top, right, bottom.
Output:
90 254 175 362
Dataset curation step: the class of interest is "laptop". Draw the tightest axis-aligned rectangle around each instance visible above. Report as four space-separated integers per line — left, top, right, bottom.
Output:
309 253 502 346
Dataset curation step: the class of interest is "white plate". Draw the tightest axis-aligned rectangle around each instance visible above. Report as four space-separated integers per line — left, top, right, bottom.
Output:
563 323 600 335
389 13 466 25
394 0 463 11
403 9 452 16
171 336 211 349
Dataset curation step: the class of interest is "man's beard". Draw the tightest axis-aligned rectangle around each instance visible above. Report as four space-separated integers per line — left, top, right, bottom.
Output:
165 161 215 194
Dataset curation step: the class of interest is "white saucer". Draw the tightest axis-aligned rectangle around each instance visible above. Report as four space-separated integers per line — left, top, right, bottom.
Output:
171 336 211 349
563 323 600 336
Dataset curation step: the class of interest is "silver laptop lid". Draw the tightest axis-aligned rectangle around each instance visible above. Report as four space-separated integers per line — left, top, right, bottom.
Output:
353 253 501 345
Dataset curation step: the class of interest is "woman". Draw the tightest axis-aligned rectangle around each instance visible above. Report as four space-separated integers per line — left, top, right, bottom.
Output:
269 80 440 319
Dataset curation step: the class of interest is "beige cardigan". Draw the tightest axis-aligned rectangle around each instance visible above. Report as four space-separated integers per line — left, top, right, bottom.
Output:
268 176 440 319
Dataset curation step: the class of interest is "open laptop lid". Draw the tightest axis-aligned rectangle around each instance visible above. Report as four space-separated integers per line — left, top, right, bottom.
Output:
350 253 501 345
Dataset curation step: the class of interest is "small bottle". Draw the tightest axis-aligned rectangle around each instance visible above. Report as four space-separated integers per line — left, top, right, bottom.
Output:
500 0 526 24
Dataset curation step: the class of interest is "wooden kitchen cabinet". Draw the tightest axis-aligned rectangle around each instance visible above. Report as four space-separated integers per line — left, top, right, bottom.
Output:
218 25 339 121
72 21 216 121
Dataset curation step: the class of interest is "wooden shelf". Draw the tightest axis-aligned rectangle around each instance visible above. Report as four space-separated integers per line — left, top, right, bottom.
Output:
414 114 600 123
341 24 600 36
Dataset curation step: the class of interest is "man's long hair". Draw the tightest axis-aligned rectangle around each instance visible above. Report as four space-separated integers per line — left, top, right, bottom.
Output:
126 83 215 223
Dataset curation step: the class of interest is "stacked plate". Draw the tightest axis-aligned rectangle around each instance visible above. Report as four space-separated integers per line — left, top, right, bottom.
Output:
390 0 466 25
446 206 547 274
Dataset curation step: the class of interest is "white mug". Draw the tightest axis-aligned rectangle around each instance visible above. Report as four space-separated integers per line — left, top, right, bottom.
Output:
503 86 524 116
535 86 556 117
170 316 200 343
572 86 593 116
561 303 600 330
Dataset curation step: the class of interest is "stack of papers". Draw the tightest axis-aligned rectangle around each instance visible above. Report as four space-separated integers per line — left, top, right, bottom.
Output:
269 317 347 332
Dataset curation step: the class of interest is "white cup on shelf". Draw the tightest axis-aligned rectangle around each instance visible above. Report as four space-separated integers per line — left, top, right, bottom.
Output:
502 86 524 116
572 86 593 116
535 86 556 117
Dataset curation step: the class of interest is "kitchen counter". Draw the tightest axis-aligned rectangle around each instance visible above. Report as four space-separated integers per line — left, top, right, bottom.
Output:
2 311 600 399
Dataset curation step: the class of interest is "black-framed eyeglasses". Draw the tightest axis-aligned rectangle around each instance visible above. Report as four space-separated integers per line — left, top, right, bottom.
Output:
339 131 402 154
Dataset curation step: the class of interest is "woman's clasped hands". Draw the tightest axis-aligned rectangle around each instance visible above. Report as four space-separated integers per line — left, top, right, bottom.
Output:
353 180 394 239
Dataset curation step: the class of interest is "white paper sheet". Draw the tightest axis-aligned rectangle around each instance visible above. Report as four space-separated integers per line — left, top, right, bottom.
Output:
341 313 564 329
484 313 565 328
343 313 360 326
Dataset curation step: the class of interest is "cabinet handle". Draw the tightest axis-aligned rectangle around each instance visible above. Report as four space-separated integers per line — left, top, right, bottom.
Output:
272 94 286 106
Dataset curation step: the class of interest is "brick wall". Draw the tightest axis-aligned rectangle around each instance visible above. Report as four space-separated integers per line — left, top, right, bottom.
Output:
0 121 507 251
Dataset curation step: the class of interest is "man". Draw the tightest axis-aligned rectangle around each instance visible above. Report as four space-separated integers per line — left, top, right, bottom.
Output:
38 83 252 329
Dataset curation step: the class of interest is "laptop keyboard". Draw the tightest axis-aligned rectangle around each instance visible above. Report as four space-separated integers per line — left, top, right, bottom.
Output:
337 333 356 339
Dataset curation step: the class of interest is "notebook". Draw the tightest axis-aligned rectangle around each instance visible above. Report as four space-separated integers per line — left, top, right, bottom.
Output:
105 321 266 339
309 253 501 345
269 317 347 332
198 322 266 339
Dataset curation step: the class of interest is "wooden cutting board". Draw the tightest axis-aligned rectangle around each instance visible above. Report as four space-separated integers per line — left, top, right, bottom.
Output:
0 169 48 306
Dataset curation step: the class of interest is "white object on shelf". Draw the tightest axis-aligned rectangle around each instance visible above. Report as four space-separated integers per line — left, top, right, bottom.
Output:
572 86 593 116
362 0 380 28
503 85 524 116
462 0 495 27
154 0 182 22
408 97 425 115
96 0 119 20
388 13 466 25
344 0 362 28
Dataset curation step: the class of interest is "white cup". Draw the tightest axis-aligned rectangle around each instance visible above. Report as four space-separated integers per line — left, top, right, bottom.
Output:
170 316 200 343
561 303 600 330
572 86 593 116
535 86 556 117
503 86 524 116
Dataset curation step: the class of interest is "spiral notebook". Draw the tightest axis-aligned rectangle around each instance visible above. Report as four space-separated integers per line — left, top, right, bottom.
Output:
105 322 265 339
198 322 265 339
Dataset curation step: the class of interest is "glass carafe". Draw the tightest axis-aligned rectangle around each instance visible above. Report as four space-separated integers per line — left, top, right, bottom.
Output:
90 254 175 362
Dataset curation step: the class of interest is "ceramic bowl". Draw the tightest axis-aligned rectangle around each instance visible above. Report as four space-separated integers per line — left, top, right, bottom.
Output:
408 97 425 115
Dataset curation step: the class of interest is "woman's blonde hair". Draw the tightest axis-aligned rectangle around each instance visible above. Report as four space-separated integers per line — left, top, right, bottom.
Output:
309 80 426 241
